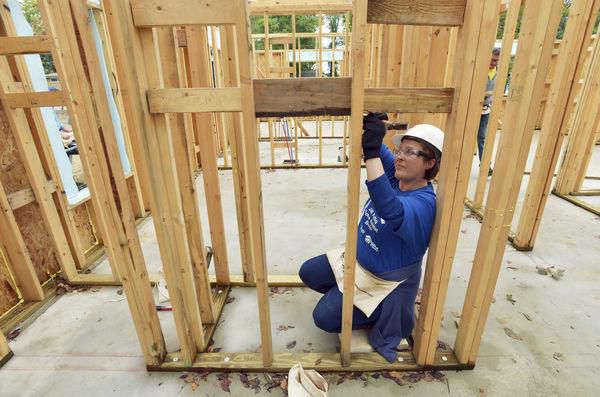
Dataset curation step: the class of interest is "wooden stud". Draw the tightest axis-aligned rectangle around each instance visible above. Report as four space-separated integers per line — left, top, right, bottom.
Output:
155 27 215 325
210 27 230 164
413 0 502 366
264 12 271 77
41 0 167 366
439 27 458 130
340 0 368 367
38 0 125 280
269 117 276 166
371 24 381 87
294 116 299 164
292 12 297 78
94 8 151 214
0 180 44 301
472 0 522 209
136 26 206 362
513 0 600 249
318 116 323 165
426 26 451 126
233 0 273 366
0 53 78 284
221 24 255 283
186 26 231 286
70 0 161 323
555 26 600 195
318 13 323 79
454 0 563 365
0 8 94 274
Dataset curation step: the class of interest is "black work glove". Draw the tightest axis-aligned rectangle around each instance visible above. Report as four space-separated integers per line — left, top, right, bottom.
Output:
362 112 388 160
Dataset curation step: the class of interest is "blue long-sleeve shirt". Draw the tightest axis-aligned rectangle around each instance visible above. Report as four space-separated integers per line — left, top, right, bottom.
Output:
355 145 437 362
356 145 436 274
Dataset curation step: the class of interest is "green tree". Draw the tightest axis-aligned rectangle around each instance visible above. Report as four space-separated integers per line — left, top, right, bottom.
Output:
323 14 344 77
20 0 55 73
251 14 319 48
251 15 319 74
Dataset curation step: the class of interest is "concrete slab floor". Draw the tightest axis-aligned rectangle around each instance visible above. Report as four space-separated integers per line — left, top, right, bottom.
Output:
1 154 600 396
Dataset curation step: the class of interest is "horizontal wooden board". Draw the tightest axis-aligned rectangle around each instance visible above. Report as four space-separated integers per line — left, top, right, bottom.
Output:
367 0 466 26
147 88 242 113
248 0 353 15
269 37 294 45
269 66 295 74
254 78 352 117
130 0 236 27
254 78 453 116
0 36 52 55
151 350 468 372
209 274 304 287
7 181 56 210
5 91 65 108
364 87 454 113
7 188 35 210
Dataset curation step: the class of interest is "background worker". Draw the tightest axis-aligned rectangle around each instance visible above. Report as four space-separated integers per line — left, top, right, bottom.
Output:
299 113 444 362
477 47 501 175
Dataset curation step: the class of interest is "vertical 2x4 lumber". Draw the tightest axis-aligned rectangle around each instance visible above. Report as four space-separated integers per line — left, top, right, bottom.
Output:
514 0 600 249
186 26 231 286
222 23 255 283
0 7 80 280
454 0 564 364
42 0 122 282
69 0 155 284
155 27 215 324
472 0 522 209
0 179 44 300
138 27 205 363
556 30 600 194
93 8 149 217
41 0 166 366
413 0 502 366
0 78 77 286
234 0 273 366
68 0 169 355
340 0 368 367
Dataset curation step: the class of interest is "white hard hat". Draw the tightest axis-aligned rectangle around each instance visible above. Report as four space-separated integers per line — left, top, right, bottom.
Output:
392 124 444 156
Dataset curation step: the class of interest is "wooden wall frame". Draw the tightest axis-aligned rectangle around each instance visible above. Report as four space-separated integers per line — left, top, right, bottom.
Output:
0 0 156 314
94 0 530 373
0 0 574 374
464 0 600 250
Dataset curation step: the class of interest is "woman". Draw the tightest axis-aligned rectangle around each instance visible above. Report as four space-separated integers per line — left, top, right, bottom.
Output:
298 113 444 362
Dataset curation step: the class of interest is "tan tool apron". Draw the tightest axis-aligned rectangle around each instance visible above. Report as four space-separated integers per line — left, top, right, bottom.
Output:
326 246 404 317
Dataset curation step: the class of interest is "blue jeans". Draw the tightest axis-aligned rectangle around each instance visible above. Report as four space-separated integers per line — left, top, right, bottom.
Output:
299 254 382 333
477 113 490 162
